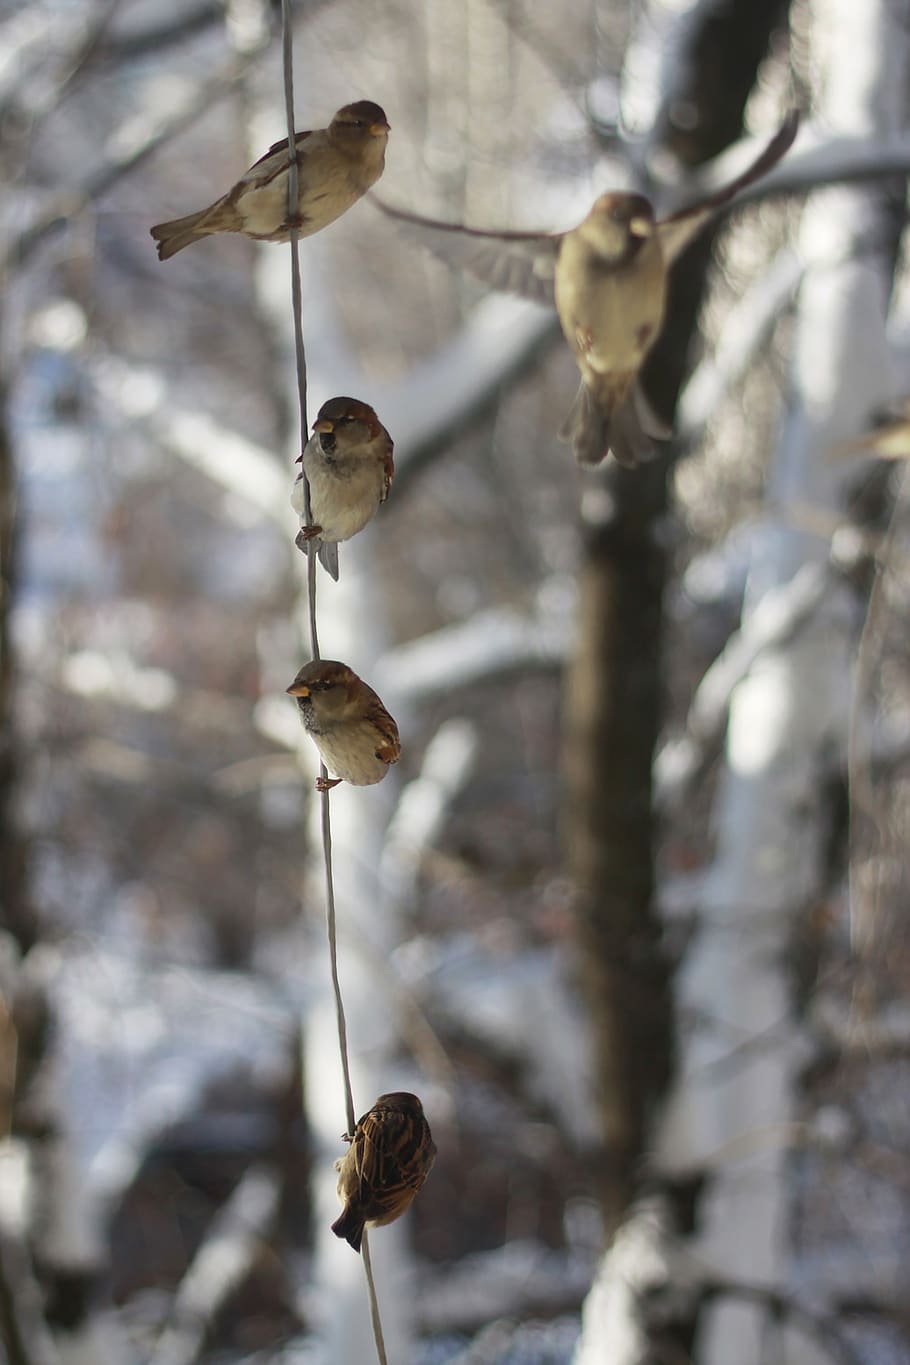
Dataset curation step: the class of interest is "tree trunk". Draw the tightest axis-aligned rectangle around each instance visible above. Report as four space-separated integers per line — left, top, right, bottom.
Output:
565 0 792 1237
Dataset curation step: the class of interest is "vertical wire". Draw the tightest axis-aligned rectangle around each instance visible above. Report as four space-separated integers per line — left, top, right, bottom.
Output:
361 1233 389 1365
279 0 353 1139
279 5 387 1362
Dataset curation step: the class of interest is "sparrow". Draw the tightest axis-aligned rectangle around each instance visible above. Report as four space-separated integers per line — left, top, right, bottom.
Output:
151 100 390 259
373 112 798 466
291 397 394 580
332 1092 436 1253
286 659 400 790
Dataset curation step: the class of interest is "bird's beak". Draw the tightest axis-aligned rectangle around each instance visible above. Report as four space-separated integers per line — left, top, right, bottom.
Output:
370 120 390 135
629 216 652 238
287 682 309 697
313 419 335 434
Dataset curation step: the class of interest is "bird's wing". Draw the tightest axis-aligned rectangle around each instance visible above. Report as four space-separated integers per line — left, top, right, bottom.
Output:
373 715 401 766
240 130 315 189
379 433 394 501
656 110 799 266
365 692 400 765
352 1112 385 1194
371 197 561 305
356 1109 431 1201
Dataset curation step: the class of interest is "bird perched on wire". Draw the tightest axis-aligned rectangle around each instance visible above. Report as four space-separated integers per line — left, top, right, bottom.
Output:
332 1092 436 1253
286 659 400 790
291 397 394 580
151 100 390 259
373 112 798 467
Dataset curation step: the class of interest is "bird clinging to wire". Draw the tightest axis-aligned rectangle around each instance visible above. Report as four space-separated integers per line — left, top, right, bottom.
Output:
286 659 400 790
291 397 394 581
151 100 390 259
332 1092 436 1253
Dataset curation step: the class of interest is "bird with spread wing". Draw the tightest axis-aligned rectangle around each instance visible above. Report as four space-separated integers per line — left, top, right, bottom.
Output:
373 112 799 468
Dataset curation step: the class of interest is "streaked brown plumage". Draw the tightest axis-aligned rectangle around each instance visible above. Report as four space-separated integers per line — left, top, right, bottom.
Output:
151 100 390 260
285 659 400 790
373 112 798 466
292 397 394 580
332 1092 436 1253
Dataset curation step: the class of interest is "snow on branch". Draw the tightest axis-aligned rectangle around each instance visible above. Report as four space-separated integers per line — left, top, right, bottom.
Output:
381 720 478 921
415 1239 594 1334
656 561 830 809
376 588 573 701
657 125 910 217
676 249 804 445
90 356 287 520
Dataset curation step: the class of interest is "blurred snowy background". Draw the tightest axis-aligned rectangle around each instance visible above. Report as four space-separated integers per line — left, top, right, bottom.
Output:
1 0 910 1362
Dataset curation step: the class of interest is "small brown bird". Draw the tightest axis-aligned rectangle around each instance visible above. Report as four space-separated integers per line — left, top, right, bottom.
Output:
151 100 390 260
374 112 798 466
286 659 400 789
332 1092 436 1253
291 397 394 580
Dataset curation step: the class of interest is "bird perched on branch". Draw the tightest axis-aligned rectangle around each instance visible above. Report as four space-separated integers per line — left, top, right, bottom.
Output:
286 659 400 789
291 397 394 580
332 1092 436 1253
151 100 390 259
373 112 799 467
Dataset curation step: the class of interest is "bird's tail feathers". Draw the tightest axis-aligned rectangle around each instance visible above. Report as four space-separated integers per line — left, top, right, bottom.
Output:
331 1207 365 1253
318 540 340 581
560 381 671 468
633 383 672 442
608 394 664 469
608 383 673 467
150 209 211 260
559 382 611 466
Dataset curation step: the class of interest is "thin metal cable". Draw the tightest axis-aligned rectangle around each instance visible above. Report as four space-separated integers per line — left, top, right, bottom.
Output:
320 788 356 1132
279 6 387 1362
281 0 354 1130
361 1233 389 1365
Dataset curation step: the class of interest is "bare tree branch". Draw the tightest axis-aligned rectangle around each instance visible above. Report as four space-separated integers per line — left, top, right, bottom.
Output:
147 1165 281 1365
656 561 830 810
2 52 267 274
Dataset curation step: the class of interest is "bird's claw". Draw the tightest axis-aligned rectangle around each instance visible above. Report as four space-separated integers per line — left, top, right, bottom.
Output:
295 524 323 553
315 775 342 792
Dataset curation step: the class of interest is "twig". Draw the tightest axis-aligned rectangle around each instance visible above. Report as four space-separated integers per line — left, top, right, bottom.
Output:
2 49 267 274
